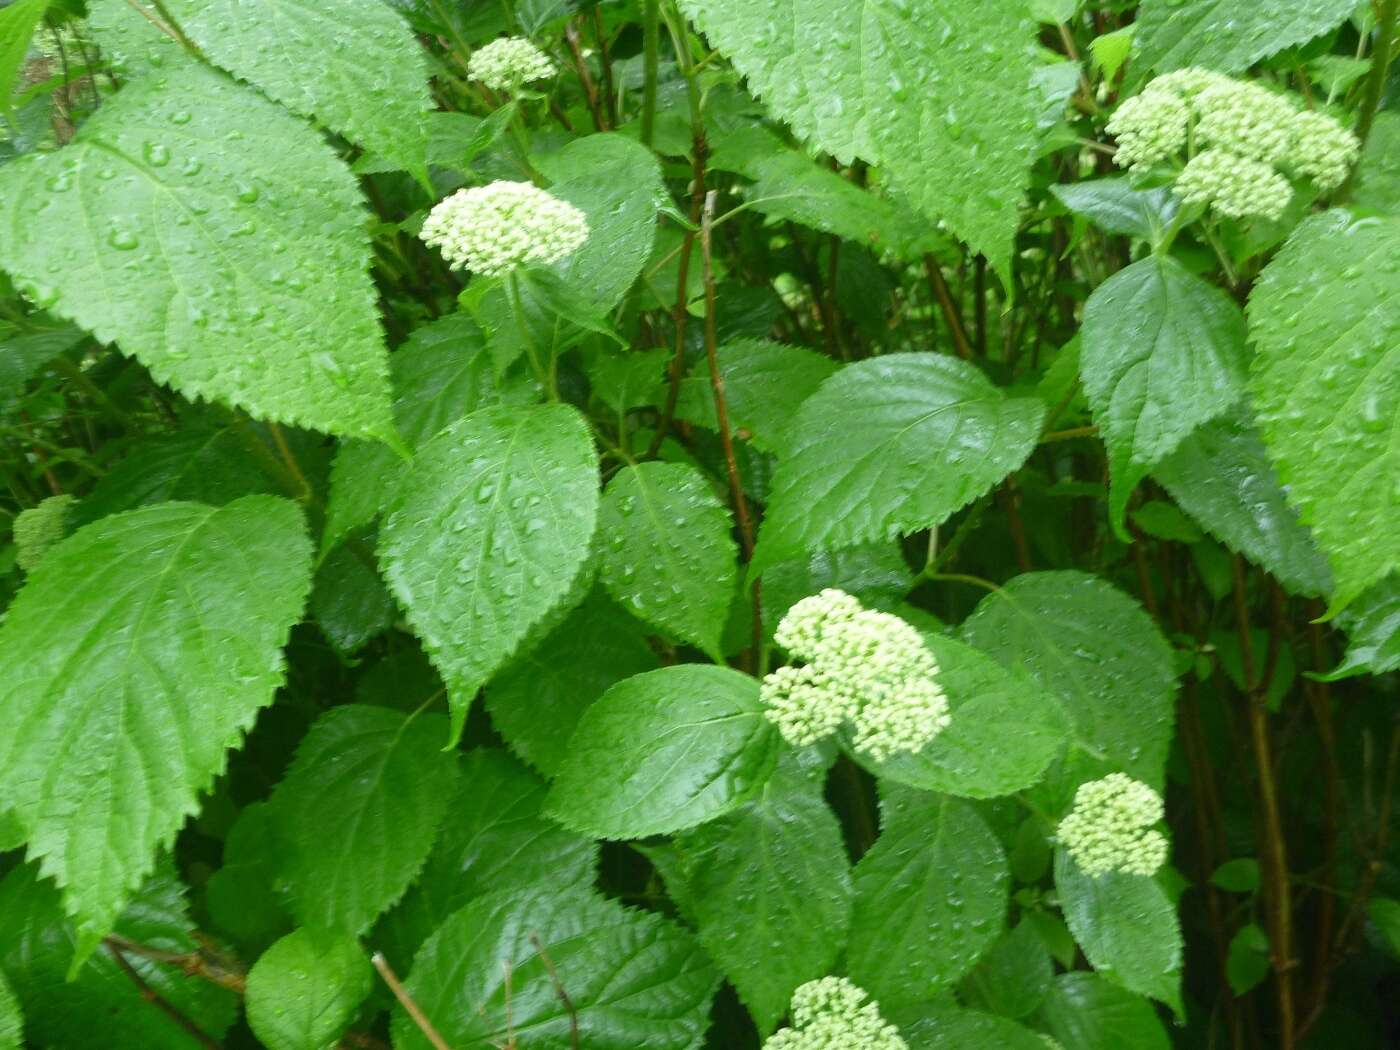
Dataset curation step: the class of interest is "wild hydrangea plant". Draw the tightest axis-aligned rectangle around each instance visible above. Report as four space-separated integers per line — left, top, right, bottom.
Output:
0 2 1395 1049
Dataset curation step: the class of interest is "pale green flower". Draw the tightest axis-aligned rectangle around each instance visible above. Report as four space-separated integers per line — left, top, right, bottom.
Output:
763 977 907 1050
1288 110 1359 191
1175 149 1293 220
1058 773 1169 877
467 36 556 92
761 589 950 761
1193 81 1297 165
1104 90 1189 171
419 181 589 276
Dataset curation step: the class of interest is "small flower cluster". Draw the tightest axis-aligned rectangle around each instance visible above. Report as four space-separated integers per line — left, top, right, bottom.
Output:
762 589 950 761
1058 773 1168 877
13 494 74 572
419 181 589 276
764 977 907 1050
1105 68 1359 221
467 36 555 92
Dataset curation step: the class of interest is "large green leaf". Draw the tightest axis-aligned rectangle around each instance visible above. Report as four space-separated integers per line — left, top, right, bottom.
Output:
267 706 459 936
1080 255 1248 537
0 862 238 1050
1039 973 1171 1050
0 0 47 115
1153 417 1331 597
0 64 393 439
848 786 1008 1007
0 496 310 955
536 133 667 311
675 338 840 452
485 590 660 776
545 665 780 838
889 1005 1047 1050
960 920 1053 1019
1248 210 1400 611
676 0 1041 277
0 970 19 1050
392 887 719 1050
1352 112 1400 215
1054 850 1183 1014
376 749 597 969
245 930 372 1050
959 571 1177 789
378 403 599 737
598 462 737 659
323 311 539 554
0 320 83 413
1134 0 1355 74
754 354 1044 572
675 765 853 1034
865 633 1069 798
1325 577 1400 680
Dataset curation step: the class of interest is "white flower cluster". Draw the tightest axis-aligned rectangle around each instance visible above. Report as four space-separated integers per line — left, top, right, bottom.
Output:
1058 773 1169 877
761 589 950 761
764 977 907 1050
1105 68 1360 220
419 181 589 276
467 36 555 92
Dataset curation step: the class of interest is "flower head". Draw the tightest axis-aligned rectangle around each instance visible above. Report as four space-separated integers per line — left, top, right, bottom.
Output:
1193 81 1297 164
13 494 74 572
1104 90 1189 171
1058 773 1168 877
1175 149 1293 221
419 181 589 276
1287 110 1359 191
763 977 907 1050
761 589 950 761
467 36 555 92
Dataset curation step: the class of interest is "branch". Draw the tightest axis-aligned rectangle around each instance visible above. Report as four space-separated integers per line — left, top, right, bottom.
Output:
372 953 453 1050
106 941 223 1050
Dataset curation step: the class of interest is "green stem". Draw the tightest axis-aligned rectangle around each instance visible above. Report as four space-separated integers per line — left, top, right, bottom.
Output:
1341 0 1399 196
507 271 555 400
641 0 660 147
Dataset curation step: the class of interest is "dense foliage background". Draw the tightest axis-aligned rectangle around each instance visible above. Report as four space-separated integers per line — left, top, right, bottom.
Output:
0 0 1397 1047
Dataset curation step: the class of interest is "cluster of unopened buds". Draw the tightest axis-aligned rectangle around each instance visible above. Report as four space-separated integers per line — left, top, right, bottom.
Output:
419 180 589 277
760 589 950 761
763 977 907 1050
467 36 555 92
1057 773 1169 877
1105 68 1359 221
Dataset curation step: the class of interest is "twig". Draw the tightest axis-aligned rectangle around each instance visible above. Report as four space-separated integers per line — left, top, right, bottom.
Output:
106 941 223 1050
922 255 973 360
529 933 579 1050
1040 424 1098 444
591 6 619 127
564 22 606 131
372 952 453 1050
105 934 246 994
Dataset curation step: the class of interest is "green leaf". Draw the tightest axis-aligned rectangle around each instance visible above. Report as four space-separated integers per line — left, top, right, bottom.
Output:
1050 178 1179 241
1134 0 1355 75
889 1005 1048 1049
588 347 670 416
1248 210 1400 611
1325 576 1400 680
75 426 277 526
1210 858 1261 894
675 0 1041 279
379 403 599 737
960 920 1053 1019
1226 924 1271 996
246 930 372 1050
754 353 1044 571
204 801 292 954
92 0 430 173
375 749 597 969
675 765 853 1034
760 541 916 640
1372 897 1400 958
0 862 238 1050
0 496 311 955
1352 112 1400 215
268 706 458 936
392 887 719 1050
1039 972 1171 1050
598 461 737 659
863 633 1069 798
0 320 83 413
0 0 47 115
545 664 780 838
0 969 20 1050
675 338 840 452
309 538 396 655
1153 417 1332 597
536 133 666 311
848 786 1008 1007
485 590 660 776
323 311 538 554
1054 849 1183 1013
0 64 393 439
960 572 1177 788
1080 255 1248 538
